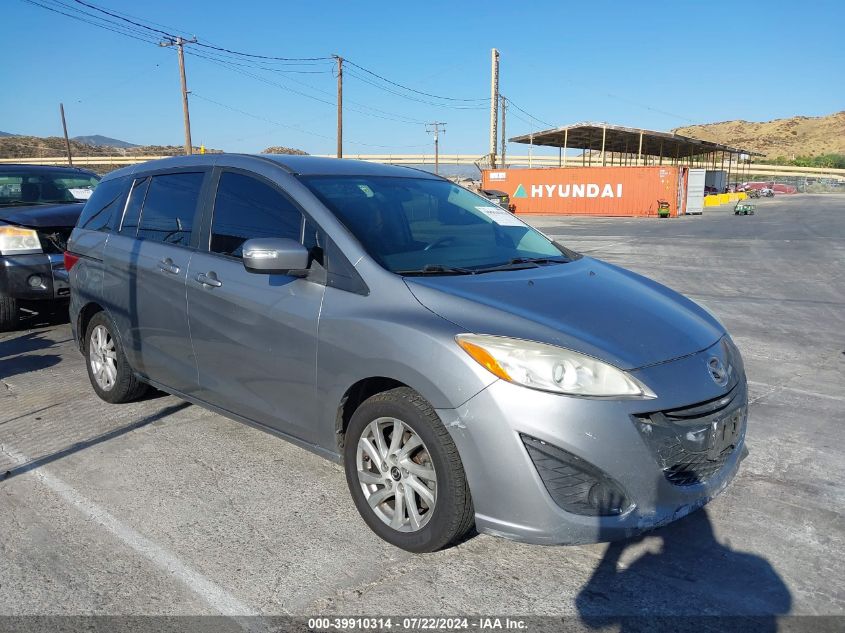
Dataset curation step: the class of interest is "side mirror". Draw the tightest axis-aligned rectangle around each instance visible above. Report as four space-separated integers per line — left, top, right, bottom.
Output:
242 237 310 276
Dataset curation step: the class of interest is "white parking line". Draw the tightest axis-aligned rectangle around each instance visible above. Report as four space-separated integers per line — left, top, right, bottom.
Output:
2 443 266 626
747 381 845 403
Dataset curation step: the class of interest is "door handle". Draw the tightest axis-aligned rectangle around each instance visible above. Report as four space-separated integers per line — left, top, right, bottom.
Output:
158 258 180 274
195 272 222 288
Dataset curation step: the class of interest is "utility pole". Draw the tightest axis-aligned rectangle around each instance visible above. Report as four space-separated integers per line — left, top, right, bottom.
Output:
489 48 499 169
499 95 507 168
160 36 197 155
334 54 343 159
59 103 73 167
426 122 446 175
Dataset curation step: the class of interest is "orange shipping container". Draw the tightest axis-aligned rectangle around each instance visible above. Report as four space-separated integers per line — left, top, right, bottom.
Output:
482 166 687 217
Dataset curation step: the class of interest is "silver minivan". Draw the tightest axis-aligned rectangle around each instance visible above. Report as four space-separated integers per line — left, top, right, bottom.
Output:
67 155 747 552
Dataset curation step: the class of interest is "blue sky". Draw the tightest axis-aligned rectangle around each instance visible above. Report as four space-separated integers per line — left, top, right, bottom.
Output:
2 0 843 155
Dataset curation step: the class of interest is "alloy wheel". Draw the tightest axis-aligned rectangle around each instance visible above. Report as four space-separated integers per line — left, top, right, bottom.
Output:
356 417 438 532
89 324 118 391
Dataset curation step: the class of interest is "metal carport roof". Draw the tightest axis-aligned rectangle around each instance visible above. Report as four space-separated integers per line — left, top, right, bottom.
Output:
508 122 763 159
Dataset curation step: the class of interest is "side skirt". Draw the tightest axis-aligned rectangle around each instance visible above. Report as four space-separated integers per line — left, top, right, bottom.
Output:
138 374 344 465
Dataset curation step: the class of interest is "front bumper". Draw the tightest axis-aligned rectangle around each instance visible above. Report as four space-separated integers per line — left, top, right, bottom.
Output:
0 253 69 302
437 341 748 545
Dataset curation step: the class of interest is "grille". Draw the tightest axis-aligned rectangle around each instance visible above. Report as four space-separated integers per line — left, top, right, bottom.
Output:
635 385 747 487
521 435 630 516
658 440 734 486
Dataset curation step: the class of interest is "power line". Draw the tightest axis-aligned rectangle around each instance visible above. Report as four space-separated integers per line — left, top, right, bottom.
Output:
186 50 427 125
502 96 553 128
21 0 491 146
21 0 160 45
191 93 429 149
41 1 489 105
48 0 159 40
176 46 333 73
64 0 328 68
68 1 194 40
193 41 332 63
70 0 171 36
71 0 332 61
344 68 488 111
343 59 489 103
24 0 485 118
507 108 541 129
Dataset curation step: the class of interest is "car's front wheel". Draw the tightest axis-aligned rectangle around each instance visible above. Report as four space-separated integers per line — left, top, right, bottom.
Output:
84 311 148 403
344 387 475 552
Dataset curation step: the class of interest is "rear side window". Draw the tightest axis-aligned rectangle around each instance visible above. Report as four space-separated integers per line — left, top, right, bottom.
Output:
209 171 302 258
120 177 149 235
77 177 127 232
137 172 204 247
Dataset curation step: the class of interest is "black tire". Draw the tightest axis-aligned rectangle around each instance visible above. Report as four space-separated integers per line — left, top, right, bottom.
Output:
344 387 475 552
0 297 19 332
84 311 148 404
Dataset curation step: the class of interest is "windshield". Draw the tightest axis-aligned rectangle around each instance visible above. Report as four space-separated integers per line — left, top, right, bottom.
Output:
0 170 100 207
300 176 573 274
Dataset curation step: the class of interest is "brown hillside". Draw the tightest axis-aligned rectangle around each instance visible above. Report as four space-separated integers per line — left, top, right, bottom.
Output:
0 135 221 160
673 111 845 160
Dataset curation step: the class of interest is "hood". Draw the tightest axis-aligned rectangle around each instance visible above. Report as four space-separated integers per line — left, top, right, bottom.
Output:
0 203 83 229
405 257 724 370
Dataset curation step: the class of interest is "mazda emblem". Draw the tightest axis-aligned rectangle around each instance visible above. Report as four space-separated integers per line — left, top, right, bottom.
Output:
707 356 729 387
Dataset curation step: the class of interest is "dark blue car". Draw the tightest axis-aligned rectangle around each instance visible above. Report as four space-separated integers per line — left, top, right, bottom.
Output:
0 164 100 330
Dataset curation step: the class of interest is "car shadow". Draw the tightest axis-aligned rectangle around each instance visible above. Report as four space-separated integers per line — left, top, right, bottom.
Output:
0 330 57 360
0 331 62 381
575 475 792 631
1 401 191 482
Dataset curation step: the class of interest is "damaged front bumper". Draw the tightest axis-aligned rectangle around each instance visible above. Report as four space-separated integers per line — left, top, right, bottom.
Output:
436 341 749 545
0 252 70 302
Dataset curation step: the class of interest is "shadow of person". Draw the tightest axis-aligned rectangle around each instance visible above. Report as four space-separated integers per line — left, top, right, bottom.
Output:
576 483 791 632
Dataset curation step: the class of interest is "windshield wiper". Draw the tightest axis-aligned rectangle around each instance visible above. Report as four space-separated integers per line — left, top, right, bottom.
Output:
398 264 475 276
509 256 570 265
0 200 78 207
0 201 48 207
472 257 570 274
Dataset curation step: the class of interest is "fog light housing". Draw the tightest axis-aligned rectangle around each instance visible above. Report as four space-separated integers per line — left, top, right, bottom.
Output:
28 274 43 288
521 434 632 516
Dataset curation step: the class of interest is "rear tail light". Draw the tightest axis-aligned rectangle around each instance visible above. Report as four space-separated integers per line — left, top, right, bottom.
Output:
63 251 80 271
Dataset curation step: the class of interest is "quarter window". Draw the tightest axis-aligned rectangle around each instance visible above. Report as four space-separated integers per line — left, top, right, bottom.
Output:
210 172 302 258
77 176 127 232
137 172 204 246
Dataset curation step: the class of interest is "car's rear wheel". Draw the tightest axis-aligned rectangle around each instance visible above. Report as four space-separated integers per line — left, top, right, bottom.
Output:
0 297 19 332
84 311 148 403
344 387 474 552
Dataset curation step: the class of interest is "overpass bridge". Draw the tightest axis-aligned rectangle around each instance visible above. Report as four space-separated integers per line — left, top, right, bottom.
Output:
2 154 843 182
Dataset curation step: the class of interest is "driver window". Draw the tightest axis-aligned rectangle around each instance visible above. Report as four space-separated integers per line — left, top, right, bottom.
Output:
210 172 302 258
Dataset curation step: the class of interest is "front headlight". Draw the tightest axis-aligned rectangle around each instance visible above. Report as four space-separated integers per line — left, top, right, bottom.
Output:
456 334 656 398
0 225 42 255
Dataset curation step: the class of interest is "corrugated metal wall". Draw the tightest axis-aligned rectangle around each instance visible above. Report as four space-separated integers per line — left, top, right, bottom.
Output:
482 166 681 216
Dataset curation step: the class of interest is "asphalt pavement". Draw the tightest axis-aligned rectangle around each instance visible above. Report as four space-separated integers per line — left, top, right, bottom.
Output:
1 194 843 624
